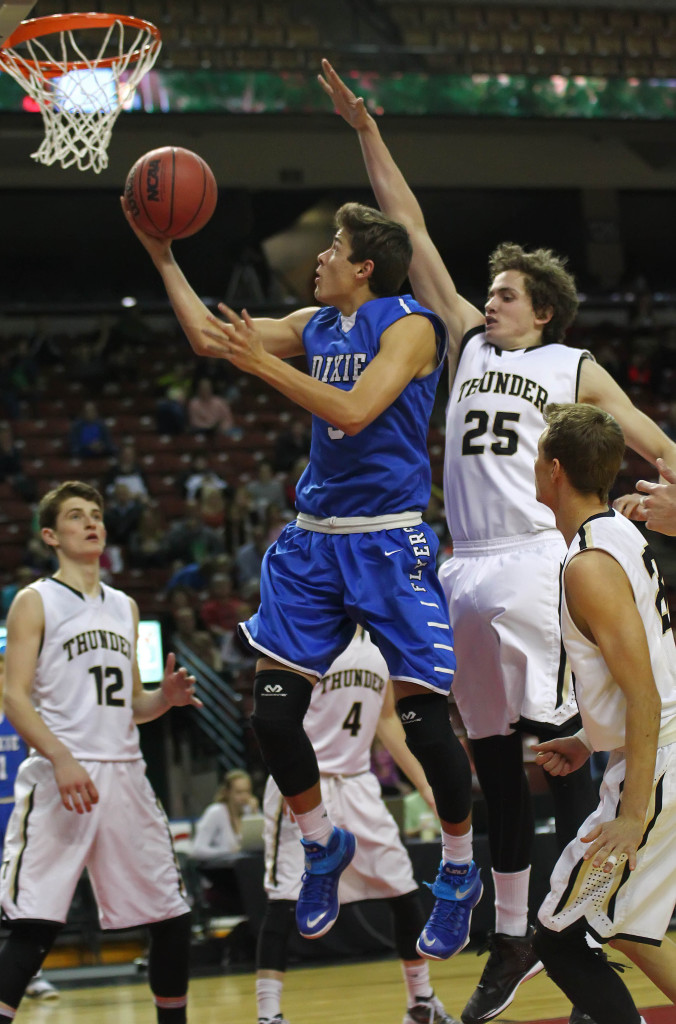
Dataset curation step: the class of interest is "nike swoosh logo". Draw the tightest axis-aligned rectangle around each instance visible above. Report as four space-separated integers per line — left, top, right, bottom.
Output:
306 911 328 928
420 930 437 946
456 883 475 899
384 549 403 556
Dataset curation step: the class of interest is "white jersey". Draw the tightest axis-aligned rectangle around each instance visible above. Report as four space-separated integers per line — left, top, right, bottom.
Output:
28 578 141 761
306 631 390 775
444 329 591 543
561 510 676 752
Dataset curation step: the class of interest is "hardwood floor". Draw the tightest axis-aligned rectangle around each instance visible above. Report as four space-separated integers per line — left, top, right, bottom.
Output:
17 936 675 1023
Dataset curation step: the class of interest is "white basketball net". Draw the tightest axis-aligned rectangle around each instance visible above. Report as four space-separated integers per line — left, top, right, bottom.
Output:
0 18 161 173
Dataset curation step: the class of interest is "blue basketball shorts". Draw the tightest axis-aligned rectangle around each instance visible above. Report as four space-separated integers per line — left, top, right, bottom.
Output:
239 521 456 694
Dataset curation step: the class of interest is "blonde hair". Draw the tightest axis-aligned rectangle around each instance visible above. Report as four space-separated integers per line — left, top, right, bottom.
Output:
214 768 251 804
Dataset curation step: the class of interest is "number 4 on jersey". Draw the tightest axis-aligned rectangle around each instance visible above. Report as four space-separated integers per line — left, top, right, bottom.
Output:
342 701 362 737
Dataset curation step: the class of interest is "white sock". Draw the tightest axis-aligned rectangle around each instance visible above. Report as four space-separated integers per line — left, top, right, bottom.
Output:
401 960 433 1004
492 867 530 936
256 977 283 1020
442 825 473 866
293 802 332 845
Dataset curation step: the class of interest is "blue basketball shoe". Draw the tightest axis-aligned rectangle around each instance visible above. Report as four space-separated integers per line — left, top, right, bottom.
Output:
416 860 483 960
295 826 356 939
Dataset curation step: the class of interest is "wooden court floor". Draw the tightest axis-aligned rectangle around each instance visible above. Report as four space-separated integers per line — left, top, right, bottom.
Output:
16 936 675 1024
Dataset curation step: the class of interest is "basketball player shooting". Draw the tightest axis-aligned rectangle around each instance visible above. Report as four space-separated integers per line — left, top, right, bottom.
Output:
122 194 482 965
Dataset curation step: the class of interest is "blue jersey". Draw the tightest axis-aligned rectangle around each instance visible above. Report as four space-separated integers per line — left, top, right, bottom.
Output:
295 295 447 518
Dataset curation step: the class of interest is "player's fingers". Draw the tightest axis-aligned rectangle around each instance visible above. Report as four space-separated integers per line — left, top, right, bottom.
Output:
217 301 242 325
580 824 602 846
87 781 100 805
636 479 656 494
165 651 176 674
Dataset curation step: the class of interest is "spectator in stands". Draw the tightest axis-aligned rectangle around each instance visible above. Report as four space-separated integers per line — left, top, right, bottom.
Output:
233 525 268 593
187 378 238 438
0 422 37 502
128 504 169 570
8 337 39 405
200 572 246 648
103 482 145 547
156 384 188 436
164 502 225 565
246 460 287 517
272 417 311 473
182 454 229 503
68 400 116 459
103 442 149 499
223 484 261 556
191 770 259 862
197 488 227 531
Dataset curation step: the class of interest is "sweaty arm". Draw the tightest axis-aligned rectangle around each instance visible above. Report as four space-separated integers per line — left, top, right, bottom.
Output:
202 305 438 436
579 358 676 471
120 195 310 360
3 588 99 813
564 550 662 871
130 599 202 724
318 59 483 370
375 681 435 810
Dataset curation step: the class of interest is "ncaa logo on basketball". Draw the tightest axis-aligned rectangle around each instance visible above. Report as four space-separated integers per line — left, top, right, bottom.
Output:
146 159 162 202
263 684 285 695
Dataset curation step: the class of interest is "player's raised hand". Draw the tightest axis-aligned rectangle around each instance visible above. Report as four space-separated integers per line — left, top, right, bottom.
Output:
161 652 202 708
52 751 99 814
318 58 371 130
202 304 266 373
120 195 173 261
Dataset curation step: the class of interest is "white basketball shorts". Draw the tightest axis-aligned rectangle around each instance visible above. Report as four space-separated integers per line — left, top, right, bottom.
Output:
439 532 579 739
263 771 417 902
1 756 190 929
538 743 676 943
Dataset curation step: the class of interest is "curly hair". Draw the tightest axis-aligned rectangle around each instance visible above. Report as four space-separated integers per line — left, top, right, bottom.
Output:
489 242 579 345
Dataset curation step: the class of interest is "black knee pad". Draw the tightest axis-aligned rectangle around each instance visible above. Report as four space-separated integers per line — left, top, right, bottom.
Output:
251 670 319 797
147 912 191 998
387 890 426 961
398 692 472 824
256 899 295 972
0 919 62 1009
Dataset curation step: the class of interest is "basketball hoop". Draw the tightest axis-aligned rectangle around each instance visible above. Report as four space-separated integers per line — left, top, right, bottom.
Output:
0 13 161 173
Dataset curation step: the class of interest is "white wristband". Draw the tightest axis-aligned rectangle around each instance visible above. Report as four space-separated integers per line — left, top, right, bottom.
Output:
574 727 594 753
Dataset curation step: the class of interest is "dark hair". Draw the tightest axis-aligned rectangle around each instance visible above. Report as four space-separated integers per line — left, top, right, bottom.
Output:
335 202 412 297
489 242 579 345
542 403 625 502
38 481 104 530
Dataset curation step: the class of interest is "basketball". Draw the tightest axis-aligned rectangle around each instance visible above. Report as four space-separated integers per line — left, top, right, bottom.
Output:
124 146 218 240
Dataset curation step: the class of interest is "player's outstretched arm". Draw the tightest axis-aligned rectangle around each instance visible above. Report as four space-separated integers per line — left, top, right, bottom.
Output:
120 196 308 361
563 550 661 872
318 58 483 369
579 359 676 471
4 588 99 814
202 303 437 435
